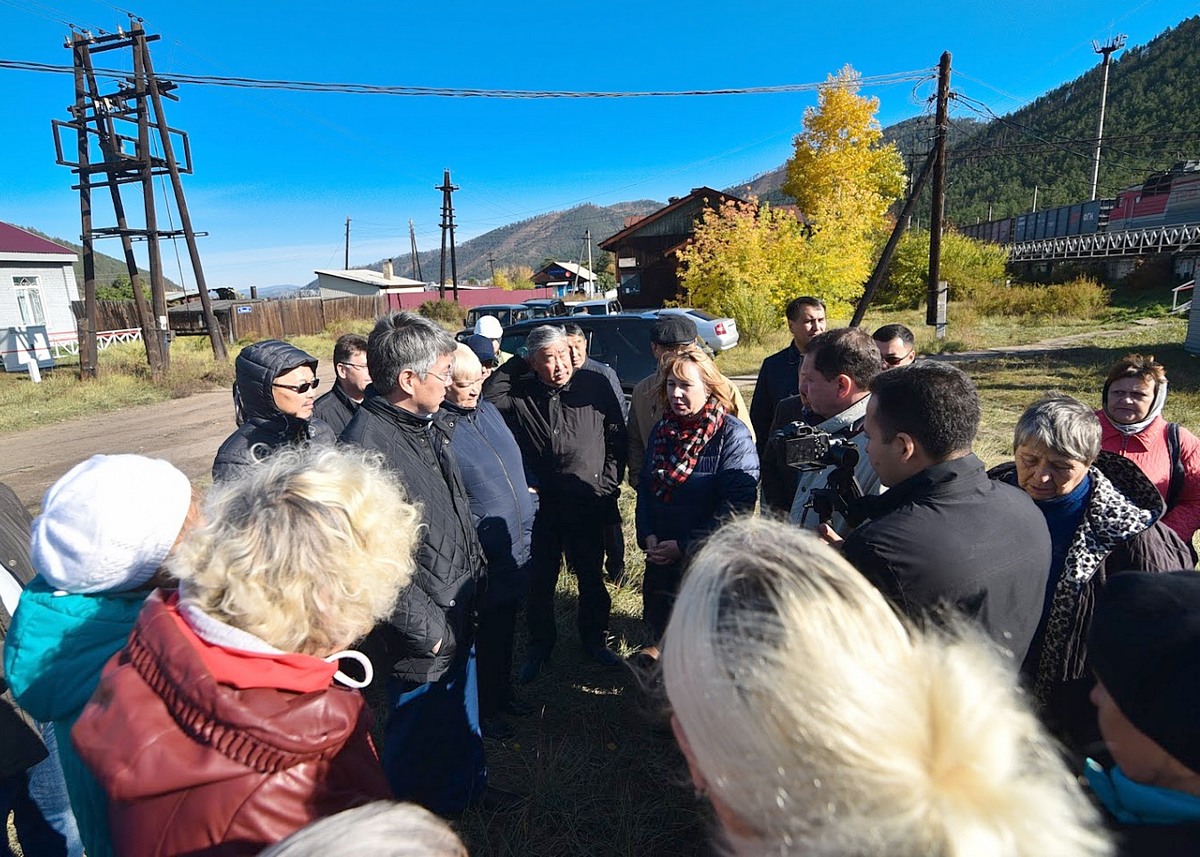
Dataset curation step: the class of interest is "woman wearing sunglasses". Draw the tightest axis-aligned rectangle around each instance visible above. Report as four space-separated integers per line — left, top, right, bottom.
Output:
212 339 337 482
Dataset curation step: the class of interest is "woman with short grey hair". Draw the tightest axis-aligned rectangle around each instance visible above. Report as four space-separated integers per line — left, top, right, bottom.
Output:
990 393 1193 757
259 801 467 857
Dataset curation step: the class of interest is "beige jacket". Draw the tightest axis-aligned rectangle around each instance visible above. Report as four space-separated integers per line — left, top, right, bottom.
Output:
627 373 753 487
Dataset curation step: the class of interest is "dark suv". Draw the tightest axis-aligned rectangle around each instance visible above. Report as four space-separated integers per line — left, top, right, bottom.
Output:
499 314 659 395
522 298 568 319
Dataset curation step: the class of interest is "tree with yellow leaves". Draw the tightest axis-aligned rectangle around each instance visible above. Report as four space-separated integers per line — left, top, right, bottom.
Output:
783 65 905 309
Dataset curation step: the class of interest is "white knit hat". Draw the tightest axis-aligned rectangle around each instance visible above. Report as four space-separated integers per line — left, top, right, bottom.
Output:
32 454 193 594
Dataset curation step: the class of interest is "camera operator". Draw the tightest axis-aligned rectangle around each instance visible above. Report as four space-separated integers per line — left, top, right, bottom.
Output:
786 328 884 535
824 362 1052 663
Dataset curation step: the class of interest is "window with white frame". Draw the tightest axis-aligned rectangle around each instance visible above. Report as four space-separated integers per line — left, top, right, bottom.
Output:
14 277 47 326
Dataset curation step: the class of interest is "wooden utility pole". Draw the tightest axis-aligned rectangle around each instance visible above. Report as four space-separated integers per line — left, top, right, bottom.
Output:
138 21 225 362
1090 35 1126 201
487 254 496 283
585 229 594 296
851 148 937 328
409 220 423 281
344 217 351 269
437 170 459 301
56 21 225 376
926 51 952 339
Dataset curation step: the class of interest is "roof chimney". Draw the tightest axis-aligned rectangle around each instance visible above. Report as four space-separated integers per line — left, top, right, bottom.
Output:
382 259 394 280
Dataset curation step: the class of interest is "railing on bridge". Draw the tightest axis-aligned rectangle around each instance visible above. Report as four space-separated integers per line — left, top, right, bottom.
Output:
1172 280 1195 315
1008 222 1200 262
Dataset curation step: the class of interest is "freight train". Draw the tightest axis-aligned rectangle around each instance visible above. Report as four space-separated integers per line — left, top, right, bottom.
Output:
958 161 1200 245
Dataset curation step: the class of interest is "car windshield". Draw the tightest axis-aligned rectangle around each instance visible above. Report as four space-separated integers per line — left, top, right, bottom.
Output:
684 309 718 321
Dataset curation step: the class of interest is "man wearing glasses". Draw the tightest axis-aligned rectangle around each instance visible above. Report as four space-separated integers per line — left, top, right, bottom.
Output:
313 333 373 435
872 323 917 369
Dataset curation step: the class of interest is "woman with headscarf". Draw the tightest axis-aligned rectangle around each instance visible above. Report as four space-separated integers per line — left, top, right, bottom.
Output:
212 339 336 482
990 394 1194 756
636 347 758 652
1097 353 1200 551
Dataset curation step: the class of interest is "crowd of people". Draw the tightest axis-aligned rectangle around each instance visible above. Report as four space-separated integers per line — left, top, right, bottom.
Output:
1 301 1199 856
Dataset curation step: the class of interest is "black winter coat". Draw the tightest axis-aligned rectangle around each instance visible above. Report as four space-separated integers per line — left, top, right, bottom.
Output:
312 383 360 436
483 356 627 503
442 400 536 609
341 396 484 685
749 342 802 454
212 340 336 482
843 454 1052 664
990 452 1195 754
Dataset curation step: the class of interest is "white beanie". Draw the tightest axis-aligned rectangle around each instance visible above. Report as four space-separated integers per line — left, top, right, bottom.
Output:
474 315 503 339
32 454 193 594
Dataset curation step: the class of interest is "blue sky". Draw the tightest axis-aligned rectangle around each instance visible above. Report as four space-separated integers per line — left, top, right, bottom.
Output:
3 0 1199 290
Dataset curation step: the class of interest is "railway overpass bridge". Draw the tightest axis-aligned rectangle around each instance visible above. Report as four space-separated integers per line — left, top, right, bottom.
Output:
1007 222 1200 262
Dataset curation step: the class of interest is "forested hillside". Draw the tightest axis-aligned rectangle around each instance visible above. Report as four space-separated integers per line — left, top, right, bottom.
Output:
20 226 181 292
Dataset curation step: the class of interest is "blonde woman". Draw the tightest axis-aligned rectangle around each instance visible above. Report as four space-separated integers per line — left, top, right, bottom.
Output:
636 348 758 647
663 518 1112 857
73 446 421 857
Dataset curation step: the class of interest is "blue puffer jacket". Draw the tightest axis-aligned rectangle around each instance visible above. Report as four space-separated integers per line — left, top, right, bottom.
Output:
636 414 760 555
4 577 151 857
212 340 336 482
442 400 536 609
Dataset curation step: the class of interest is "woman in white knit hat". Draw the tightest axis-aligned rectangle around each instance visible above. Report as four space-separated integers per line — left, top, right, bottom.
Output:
4 454 198 857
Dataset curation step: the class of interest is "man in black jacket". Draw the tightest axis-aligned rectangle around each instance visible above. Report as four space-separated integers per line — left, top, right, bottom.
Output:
824 362 1051 664
341 311 492 815
484 325 628 681
749 296 825 453
313 332 371 435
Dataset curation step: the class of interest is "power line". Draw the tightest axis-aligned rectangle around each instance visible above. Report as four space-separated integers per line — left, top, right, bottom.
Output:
0 58 932 98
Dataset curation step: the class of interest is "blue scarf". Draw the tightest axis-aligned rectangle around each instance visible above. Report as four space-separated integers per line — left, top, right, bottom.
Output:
1086 759 1200 825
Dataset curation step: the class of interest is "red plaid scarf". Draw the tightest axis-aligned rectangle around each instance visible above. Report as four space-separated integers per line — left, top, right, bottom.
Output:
649 398 727 501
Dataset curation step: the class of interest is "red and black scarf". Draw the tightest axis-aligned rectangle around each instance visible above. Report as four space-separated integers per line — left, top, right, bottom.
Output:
649 397 727 501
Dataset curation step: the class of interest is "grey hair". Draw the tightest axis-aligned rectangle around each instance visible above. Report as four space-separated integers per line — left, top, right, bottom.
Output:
524 324 568 357
1013 393 1102 465
258 801 467 857
449 342 482 382
663 517 1111 857
367 311 457 397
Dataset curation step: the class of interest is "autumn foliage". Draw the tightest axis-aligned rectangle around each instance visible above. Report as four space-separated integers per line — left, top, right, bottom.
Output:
678 66 905 341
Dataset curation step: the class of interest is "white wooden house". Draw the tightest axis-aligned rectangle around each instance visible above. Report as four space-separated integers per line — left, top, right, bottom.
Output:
0 222 80 370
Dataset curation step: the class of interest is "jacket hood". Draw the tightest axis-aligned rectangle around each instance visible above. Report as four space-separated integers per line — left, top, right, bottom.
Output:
3 577 148 722
234 340 319 425
74 591 368 802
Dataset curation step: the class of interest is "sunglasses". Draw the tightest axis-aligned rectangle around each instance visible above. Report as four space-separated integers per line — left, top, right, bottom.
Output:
273 378 321 394
882 351 914 366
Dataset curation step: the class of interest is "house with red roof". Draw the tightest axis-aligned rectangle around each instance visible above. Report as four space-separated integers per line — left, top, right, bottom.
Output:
0 221 80 368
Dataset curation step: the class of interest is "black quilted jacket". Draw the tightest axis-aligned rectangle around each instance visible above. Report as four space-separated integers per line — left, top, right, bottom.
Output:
341 396 485 685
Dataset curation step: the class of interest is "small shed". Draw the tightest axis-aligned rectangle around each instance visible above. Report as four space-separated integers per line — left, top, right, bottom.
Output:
0 221 80 369
598 187 741 308
314 263 427 299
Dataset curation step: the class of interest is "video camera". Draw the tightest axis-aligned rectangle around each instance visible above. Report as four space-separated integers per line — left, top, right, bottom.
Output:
772 422 865 527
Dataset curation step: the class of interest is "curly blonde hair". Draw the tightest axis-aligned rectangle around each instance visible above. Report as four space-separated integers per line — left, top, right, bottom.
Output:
168 445 422 656
652 347 735 412
663 517 1111 857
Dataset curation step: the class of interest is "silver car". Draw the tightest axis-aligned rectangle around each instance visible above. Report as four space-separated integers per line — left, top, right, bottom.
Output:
653 307 739 352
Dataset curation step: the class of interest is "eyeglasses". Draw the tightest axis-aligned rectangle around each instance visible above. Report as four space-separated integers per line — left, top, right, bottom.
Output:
273 378 321 394
424 369 452 385
338 361 368 371
882 351 914 366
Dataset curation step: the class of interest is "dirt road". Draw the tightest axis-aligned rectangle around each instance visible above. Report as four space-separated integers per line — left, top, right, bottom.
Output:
0 389 235 510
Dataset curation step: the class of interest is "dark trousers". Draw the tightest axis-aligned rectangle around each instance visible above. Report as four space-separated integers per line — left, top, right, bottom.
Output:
476 600 518 718
643 560 684 640
528 501 611 654
0 724 82 857
382 648 487 816
601 494 626 578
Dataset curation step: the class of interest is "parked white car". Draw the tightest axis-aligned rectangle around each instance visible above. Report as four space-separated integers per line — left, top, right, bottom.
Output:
568 298 623 316
653 307 739 352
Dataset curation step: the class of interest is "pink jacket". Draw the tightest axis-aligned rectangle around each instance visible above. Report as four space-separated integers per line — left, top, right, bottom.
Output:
1098 411 1200 545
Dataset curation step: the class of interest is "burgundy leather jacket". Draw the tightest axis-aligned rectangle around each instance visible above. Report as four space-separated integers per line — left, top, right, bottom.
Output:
73 592 390 856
